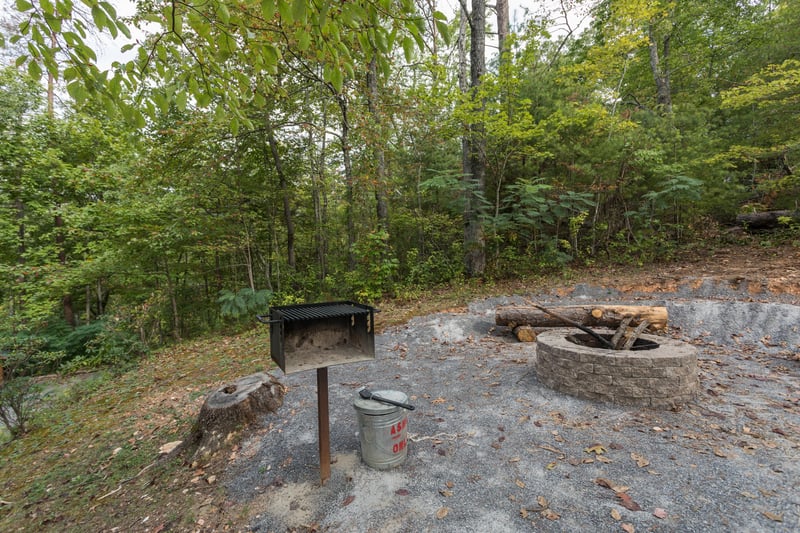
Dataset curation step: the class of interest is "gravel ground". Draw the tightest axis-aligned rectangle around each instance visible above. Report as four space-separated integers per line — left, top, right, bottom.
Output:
224 279 800 532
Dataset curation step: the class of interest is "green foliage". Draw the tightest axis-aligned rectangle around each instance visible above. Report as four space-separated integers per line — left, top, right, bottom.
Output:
344 229 399 303
217 288 273 319
0 377 41 439
63 319 149 372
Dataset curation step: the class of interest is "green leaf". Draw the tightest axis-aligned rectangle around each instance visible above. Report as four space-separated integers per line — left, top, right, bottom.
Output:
292 0 306 23
277 0 293 24
261 0 276 19
15 0 34 11
27 59 42 79
402 36 414 63
92 4 109 31
296 28 310 51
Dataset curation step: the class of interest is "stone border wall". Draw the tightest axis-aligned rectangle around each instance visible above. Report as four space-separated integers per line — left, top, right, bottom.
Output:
535 329 699 408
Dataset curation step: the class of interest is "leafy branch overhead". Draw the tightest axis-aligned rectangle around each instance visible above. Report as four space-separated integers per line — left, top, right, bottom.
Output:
10 0 451 130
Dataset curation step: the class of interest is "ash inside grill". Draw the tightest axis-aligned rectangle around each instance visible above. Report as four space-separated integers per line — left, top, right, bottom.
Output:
268 301 376 374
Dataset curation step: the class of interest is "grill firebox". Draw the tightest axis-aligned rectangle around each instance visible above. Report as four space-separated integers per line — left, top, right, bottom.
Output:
268 301 376 374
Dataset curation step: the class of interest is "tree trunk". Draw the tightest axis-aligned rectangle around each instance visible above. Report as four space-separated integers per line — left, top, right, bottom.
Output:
496 304 668 331
309 108 328 282
336 93 356 271
163 259 181 341
496 0 509 60
464 0 487 278
55 212 76 327
265 120 296 269
367 56 389 229
648 23 672 114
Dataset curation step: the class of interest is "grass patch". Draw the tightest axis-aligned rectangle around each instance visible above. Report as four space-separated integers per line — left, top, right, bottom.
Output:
0 328 272 532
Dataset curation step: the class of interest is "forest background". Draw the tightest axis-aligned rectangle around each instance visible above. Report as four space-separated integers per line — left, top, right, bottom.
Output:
0 0 799 382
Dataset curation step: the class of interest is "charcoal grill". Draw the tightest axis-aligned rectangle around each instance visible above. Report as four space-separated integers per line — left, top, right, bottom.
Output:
267 301 376 374
258 301 377 484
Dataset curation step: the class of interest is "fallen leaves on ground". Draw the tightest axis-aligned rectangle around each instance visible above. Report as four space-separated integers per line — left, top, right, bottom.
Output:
653 508 667 519
436 507 450 519
616 493 642 512
762 511 783 522
595 478 629 493
631 452 650 468
622 523 635 533
585 444 607 455
342 495 355 506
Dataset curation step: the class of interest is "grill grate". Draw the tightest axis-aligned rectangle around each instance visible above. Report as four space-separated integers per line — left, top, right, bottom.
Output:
271 301 373 322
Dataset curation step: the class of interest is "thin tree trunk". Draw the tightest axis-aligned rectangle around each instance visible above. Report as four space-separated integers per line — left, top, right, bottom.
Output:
648 24 672 114
85 285 91 323
163 259 181 341
464 0 487 278
55 212 76 327
336 93 356 270
496 0 509 60
265 120 296 269
309 108 328 282
367 56 389 229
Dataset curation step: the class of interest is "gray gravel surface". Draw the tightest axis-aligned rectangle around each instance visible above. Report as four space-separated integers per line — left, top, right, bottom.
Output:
224 282 800 532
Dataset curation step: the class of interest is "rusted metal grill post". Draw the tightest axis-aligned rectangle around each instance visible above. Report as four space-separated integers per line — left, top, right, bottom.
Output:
262 301 376 484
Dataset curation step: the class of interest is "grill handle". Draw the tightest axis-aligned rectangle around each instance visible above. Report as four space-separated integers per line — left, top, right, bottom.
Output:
256 315 282 324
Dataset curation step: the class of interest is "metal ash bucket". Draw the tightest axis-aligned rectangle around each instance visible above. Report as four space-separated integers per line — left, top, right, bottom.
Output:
353 390 410 469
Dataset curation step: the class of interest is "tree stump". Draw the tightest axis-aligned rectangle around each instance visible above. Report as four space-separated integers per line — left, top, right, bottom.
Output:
179 372 285 461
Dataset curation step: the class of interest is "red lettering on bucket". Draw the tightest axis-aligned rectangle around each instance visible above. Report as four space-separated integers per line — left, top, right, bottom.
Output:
392 438 407 454
390 417 408 439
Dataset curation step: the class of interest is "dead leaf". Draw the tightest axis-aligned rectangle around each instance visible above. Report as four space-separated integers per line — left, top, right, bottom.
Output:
539 444 564 455
762 511 783 522
585 444 607 455
653 508 667 519
537 495 549 508
509 456 521 463
445 480 454 489
595 478 629 493
616 492 642 512
546 461 558 470
436 507 450 519
631 452 650 468
621 523 635 533
597 455 613 464
515 479 526 489
713 447 727 458
611 509 622 521
541 508 560 520
342 495 355 506
520 508 529 519
431 397 447 405
439 490 453 497
395 489 410 496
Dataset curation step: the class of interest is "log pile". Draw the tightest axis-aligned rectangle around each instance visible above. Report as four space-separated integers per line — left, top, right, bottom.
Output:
496 304 668 348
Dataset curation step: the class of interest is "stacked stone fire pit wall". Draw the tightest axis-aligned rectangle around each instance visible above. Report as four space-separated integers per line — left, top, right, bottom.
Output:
535 329 699 408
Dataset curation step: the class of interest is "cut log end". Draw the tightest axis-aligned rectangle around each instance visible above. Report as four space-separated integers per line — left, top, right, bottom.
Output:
513 325 537 342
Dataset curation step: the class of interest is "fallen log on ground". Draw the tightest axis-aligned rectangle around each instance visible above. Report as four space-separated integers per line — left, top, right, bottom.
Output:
736 210 800 230
496 304 668 332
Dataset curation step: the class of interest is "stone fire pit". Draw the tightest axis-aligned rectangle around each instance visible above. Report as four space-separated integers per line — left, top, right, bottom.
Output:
535 328 699 408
